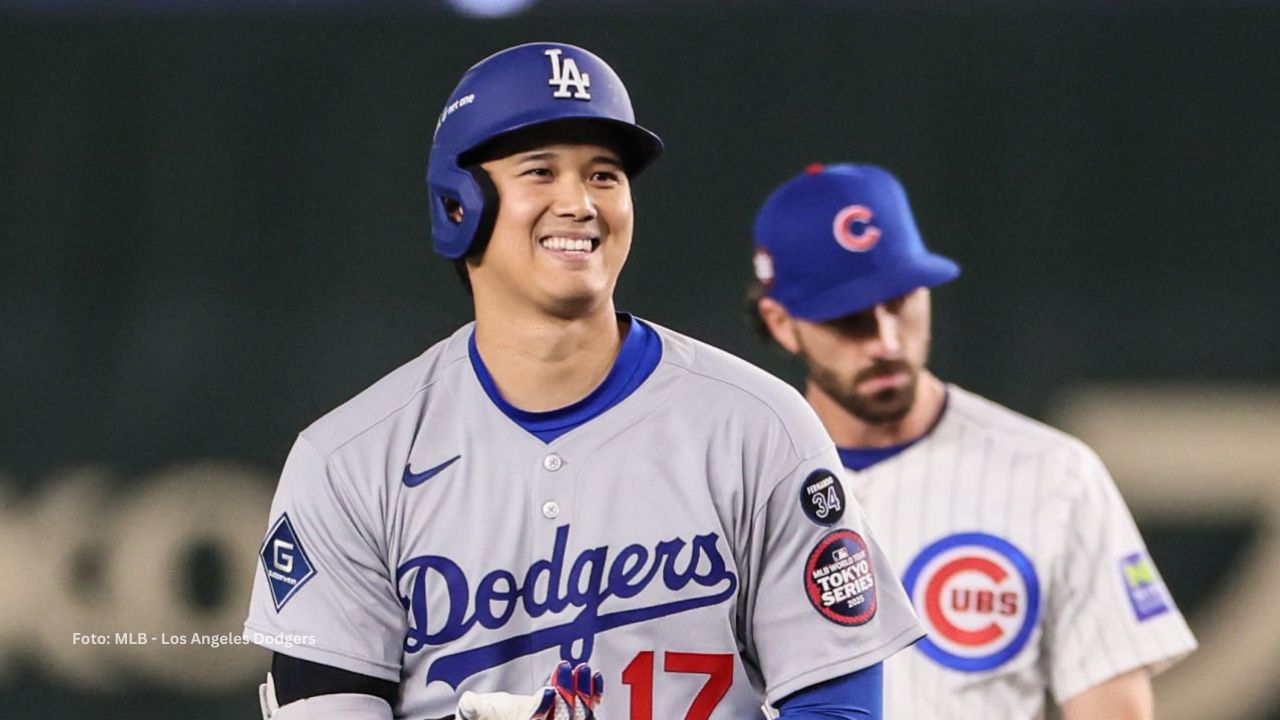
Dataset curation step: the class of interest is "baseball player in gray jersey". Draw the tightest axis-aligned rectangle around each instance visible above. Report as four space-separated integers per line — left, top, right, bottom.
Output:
747 163 1197 719
244 46 923 720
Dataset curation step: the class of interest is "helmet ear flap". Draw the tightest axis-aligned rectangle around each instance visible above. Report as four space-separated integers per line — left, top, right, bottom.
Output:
428 163 490 259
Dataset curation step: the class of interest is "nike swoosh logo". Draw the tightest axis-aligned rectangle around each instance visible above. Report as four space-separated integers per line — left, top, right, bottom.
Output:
402 455 461 488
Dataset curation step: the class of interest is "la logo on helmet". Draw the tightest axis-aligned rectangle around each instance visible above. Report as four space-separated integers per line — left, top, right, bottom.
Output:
545 48 591 100
833 204 881 252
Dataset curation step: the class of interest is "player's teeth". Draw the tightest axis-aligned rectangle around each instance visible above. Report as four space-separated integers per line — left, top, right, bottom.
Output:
541 237 593 252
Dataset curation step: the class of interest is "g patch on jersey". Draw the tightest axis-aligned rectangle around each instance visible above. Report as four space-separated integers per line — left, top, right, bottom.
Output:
259 513 317 611
902 532 1040 672
1120 551 1171 621
799 469 845 526
805 530 877 625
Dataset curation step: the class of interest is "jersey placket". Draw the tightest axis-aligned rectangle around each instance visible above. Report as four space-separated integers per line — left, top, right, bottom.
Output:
526 440 580 684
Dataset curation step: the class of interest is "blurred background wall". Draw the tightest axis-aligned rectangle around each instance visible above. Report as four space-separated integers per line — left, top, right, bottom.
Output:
2 1 1278 717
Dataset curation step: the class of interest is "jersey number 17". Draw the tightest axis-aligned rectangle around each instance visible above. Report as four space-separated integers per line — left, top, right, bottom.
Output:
621 651 732 720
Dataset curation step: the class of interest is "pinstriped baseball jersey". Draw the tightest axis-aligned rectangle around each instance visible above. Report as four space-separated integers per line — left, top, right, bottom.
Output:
244 319 924 719
840 385 1196 720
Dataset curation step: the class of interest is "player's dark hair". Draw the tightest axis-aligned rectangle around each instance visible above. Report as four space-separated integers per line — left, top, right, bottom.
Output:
460 118 632 175
746 280 779 346
453 258 473 296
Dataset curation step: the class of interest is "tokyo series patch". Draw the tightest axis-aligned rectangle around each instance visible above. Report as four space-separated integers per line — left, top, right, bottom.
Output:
805 530 877 626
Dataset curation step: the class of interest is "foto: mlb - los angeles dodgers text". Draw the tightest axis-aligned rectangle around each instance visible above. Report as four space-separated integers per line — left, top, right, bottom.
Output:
72 631 315 649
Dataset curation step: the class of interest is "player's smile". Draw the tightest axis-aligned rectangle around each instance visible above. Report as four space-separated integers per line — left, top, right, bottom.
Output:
537 232 601 259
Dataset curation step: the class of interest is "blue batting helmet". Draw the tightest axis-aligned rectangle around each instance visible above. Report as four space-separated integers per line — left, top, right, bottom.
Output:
427 42 664 259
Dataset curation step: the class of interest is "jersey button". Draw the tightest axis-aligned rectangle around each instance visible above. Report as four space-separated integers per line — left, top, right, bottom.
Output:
542 501 560 519
542 454 563 472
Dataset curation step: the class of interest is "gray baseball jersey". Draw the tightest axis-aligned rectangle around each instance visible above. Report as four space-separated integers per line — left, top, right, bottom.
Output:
244 319 923 719
840 385 1196 719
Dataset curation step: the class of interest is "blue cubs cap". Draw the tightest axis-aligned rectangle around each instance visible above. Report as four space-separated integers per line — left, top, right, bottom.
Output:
752 163 960 322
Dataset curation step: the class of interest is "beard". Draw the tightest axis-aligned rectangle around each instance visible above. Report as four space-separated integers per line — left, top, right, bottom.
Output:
805 356 921 425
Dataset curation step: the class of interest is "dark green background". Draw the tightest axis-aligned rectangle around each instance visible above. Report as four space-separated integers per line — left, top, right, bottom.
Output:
2 4 1277 718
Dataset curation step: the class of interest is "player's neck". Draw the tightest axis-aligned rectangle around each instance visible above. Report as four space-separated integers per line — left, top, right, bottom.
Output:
471 302 625 413
807 372 947 449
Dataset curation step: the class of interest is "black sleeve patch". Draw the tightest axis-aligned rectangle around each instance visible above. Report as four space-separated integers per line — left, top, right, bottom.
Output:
799 469 845 526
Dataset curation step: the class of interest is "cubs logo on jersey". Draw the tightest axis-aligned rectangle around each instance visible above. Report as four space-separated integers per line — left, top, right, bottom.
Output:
901 532 1040 672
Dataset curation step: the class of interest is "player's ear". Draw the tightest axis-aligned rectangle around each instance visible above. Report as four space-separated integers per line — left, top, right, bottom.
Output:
757 297 802 355
443 198 464 224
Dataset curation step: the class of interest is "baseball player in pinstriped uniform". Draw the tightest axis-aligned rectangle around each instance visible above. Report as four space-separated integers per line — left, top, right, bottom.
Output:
748 163 1196 719
243 47 924 720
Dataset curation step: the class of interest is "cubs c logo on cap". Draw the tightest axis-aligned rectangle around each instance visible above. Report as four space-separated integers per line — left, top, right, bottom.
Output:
902 532 1040 672
833 204 881 252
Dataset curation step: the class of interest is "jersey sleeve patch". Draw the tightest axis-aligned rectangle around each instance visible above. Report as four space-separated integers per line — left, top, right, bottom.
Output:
799 469 845 526
1120 551 1171 621
805 530 877 626
260 513 318 612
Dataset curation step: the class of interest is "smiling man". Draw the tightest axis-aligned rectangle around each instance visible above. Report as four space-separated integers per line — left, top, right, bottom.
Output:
748 163 1197 720
243 45 922 720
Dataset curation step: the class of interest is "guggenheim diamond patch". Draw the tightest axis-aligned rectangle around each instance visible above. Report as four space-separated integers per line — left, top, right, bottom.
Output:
259 513 316 612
